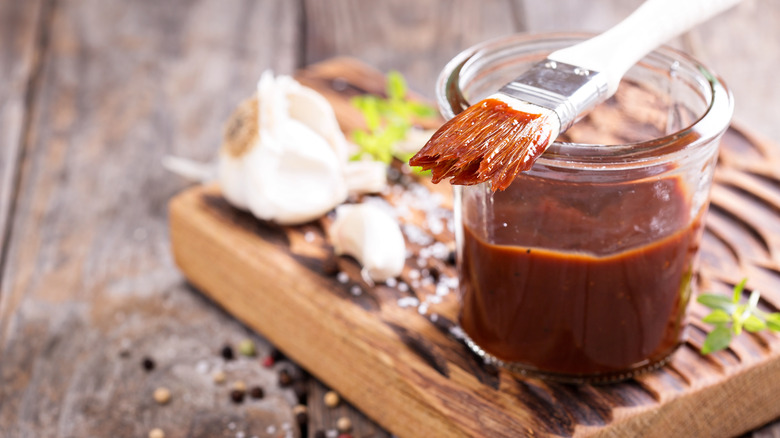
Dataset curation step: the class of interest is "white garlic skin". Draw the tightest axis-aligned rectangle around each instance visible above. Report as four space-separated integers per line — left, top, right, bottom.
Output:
218 71 351 225
330 204 406 283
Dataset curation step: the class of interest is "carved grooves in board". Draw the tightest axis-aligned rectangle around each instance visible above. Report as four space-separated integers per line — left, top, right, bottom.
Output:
707 202 772 262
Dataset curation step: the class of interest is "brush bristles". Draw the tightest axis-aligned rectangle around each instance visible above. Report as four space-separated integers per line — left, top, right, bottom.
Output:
409 98 556 191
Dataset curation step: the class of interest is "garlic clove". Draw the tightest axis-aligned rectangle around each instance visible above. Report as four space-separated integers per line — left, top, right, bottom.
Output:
344 160 388 195
330 203 406 283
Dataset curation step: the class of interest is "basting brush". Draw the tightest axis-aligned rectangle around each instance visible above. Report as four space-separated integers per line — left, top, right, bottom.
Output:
410 0 741 191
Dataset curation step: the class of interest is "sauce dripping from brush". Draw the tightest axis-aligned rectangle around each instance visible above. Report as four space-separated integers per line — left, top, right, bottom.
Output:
408 98 555 191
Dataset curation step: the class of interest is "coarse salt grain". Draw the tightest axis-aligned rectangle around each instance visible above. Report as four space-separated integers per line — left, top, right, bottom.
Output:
426 295 442 304
337 272 349 284
304 231 316 242
196 360 210 374
350 285 362 296
435 283 449 296
397 297 419 308
449 326 466 340
398 282 409 292
418 303 429 315
385 277 398 287
408 270 420 280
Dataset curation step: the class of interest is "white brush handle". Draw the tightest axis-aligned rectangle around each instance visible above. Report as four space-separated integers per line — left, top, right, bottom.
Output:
548 0 741 95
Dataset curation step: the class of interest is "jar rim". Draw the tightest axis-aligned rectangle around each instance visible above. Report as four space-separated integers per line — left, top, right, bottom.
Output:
437 32 734 170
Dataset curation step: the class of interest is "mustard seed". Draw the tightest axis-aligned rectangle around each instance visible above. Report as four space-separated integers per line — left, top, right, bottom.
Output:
148 428 165 438
232 380 247 392
212 370 226 384
153 387 171 405
324 390 340 408
336 416 352 433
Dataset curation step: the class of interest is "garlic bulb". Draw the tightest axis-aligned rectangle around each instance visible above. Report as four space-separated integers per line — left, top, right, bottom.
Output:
218 71 386 225
330 203 406 283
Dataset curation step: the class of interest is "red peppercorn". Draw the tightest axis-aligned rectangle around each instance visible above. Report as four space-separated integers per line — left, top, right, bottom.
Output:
262 356 275 368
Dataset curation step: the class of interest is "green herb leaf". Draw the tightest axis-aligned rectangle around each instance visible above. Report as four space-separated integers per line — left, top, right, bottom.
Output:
386 70 407 101
698 278 779 355
702 309 731 324
349 71 437 165
766 313 780 331
732 278 747 303
744 315 767 332
697 294 736 312
701 325 732 354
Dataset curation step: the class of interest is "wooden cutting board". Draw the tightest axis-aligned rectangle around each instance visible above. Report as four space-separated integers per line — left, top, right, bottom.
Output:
169 57 780 437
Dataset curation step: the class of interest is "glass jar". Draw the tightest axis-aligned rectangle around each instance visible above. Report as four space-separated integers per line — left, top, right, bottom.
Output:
440 34 733 383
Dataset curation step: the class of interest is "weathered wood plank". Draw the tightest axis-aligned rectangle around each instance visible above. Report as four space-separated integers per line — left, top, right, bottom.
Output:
0 0 45 271
303 0 527 98
0 0 302 437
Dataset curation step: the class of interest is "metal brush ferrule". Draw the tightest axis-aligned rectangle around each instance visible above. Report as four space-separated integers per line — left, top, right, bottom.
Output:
498 60 610 132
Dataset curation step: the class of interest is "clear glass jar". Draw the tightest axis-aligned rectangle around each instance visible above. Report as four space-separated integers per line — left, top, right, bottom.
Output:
441 34 733 383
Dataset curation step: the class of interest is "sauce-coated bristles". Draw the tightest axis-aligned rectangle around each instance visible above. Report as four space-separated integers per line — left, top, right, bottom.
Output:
409 98 555 191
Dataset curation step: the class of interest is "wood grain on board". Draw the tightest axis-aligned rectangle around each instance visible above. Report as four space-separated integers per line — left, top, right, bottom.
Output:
171 58 780 438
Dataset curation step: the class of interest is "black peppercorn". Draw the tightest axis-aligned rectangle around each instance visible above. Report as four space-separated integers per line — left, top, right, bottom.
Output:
221 345 234 361
314 431 326 438
230 389 245 403
142 357 155 372
278 369 293 387
446 249 456 265
249 386 264 399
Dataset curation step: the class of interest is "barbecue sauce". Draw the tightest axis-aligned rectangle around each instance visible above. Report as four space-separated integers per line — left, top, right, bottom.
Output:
458 176 702 376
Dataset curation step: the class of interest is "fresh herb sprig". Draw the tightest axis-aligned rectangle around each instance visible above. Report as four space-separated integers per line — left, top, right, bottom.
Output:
349 71 437 164
698 278 780 354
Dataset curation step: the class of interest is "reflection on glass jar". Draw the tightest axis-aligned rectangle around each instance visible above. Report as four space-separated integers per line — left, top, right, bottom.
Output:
439 34 733 382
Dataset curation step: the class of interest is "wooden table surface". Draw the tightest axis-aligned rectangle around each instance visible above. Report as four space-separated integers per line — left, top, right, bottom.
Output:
1 1 778 437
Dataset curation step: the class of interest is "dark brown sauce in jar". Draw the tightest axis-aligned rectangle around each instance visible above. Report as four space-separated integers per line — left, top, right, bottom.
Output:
458 175 703 377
